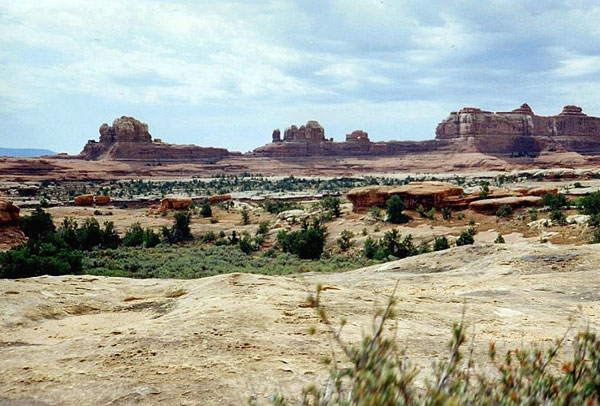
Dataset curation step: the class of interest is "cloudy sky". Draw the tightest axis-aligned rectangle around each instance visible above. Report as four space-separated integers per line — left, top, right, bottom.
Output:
1 0 599 153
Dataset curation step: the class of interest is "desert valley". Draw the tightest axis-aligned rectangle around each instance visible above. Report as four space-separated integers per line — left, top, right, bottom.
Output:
3 2 600 405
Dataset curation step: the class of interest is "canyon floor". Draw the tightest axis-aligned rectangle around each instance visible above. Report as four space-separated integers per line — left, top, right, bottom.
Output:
0 150 597 181
2 242 599 405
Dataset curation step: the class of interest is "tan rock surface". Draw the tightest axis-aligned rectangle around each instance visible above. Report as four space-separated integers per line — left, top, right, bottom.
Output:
347 182 464 212
469 196 542 213
1 243 599 405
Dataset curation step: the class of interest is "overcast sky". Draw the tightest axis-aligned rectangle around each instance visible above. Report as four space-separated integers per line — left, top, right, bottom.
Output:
1 1 600 153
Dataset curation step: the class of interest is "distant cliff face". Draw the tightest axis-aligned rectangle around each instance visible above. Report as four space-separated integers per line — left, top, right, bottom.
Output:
435 104 600 157
79 116 231 162
254 104 600 158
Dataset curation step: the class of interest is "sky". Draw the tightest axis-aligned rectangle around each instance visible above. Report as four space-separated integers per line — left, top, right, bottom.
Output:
1 0 600 154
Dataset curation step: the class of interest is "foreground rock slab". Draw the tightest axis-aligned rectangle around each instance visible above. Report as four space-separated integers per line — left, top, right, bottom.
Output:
1 243 599 405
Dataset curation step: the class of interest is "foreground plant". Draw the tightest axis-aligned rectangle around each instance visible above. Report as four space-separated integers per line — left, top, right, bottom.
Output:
256 286 600 406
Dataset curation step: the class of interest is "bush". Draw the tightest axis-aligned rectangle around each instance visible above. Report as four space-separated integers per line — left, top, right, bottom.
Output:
257 221 270 235
550 209 567 225
321 196 341 218
19 207 55 240
143 228 160 248
433 236 449 251
369 206 383 221
238 232 256 254
200 199 212 218
591 228 600 244
457 212 465 220
417 204 426 218
494 233 505 244
424 208 436 220
368 229 417 260
163 212 193 244
123 222 145 247
76 218 103 250
386 195 411 224
529 207 539 221
496 204 513 218
336 230 354 251
202 231 216 243
479 182 489 198
543 193 567 210
456 227 475 246
277 219 326 259
363 236 377 259
579 191 600 215
100 221 121 249
441 207 451 220
262 200 301 214
241 208 250 225
0 234 82 278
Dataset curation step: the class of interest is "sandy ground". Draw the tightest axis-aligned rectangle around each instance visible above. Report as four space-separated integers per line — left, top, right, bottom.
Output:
1 242 599 405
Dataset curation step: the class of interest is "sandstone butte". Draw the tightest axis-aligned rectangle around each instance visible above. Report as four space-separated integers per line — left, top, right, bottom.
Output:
0 199 26 251
78 116 234 161
74 194 95 206
346 181 554 213
253 104 600 158
50 103 600 164
93 195 111 205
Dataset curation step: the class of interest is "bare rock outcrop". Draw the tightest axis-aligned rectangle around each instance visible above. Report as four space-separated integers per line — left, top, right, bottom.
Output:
469 196 542 213
347 182 464 212
74 194 94 206
160 197 192 211
94 195 111 205
0 200 26 250
79 116 231 162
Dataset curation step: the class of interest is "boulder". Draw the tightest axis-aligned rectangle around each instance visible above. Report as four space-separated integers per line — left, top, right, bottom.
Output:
208 194 232 205
0 200 20 225
469 196 542 213
74 194 94 206
94 195 111 205
347 182 464 212
160 197 192 211
0 200 26 250
523 186 558 197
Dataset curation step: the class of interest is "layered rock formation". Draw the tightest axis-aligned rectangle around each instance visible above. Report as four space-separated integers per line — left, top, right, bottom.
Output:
347 182 556 213
435 104 600 156
79 116 231 162
254 104 600 158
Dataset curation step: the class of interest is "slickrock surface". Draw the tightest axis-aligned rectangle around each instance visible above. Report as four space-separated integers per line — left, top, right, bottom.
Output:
1 243 599 405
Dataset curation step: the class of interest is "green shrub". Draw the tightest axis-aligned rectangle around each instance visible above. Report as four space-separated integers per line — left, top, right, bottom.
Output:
579 191 600 215
386 195 411 224
202 231 216 243
494 233 505 244
496 204 513 218
100 221 121 249
321 196 341 217
457 212 465 220
143 228 160 248
336 230 354 251
479 182 489 198
163 212 193 244
433 236 450 251
262 200 301 214
0 234 82 278
123 223 145 247
19 207 55 240
369 206 383 221
591 228 600 244
241 208 250 225
363 236 377 259
456 227 475 246
257 221 270 235
238 232 256 254
425 208 436 220
200 199 212 218
550 209 567 225
417 204 426 218
543 193 567 210
277 220 326 259
529 207 539 221
441 207 452 220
